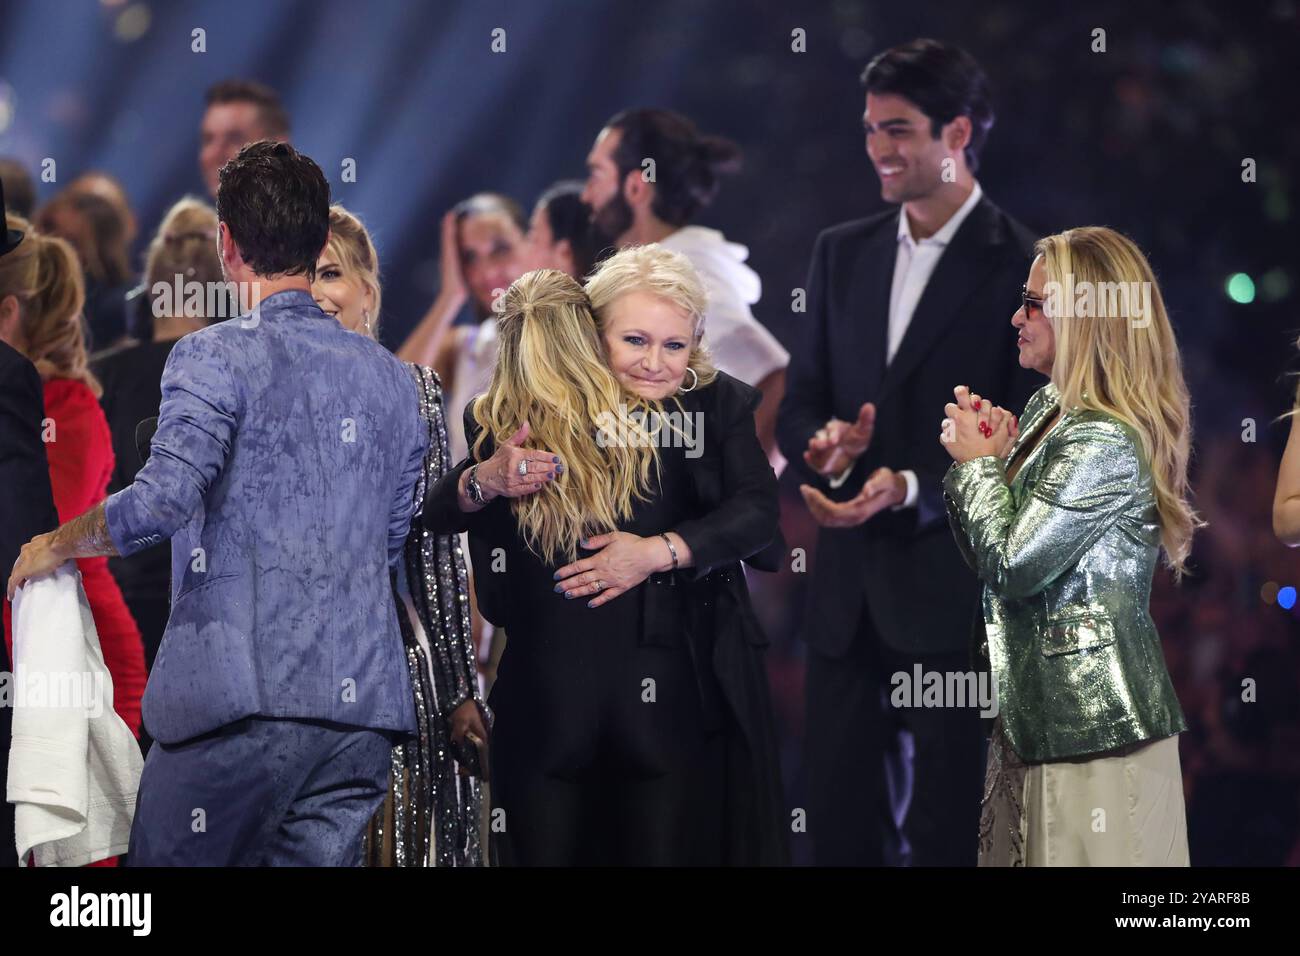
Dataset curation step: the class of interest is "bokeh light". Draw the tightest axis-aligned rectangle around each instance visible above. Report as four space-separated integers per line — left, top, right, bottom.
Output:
1226 272 1256 304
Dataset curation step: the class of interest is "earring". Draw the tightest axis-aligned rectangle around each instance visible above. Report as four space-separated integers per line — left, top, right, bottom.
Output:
362 309 372 334
678 367 699 393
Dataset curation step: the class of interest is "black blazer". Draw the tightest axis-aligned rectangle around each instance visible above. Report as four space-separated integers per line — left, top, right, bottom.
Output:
423 371 790 864
777 196 1041 657
0 341 59 579
0 340 60 869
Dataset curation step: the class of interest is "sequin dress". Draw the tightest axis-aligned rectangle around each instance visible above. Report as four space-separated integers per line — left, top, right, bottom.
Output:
362 365 485 866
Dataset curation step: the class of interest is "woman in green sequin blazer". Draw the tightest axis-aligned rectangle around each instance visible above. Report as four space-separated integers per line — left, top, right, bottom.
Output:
938 226 1199 865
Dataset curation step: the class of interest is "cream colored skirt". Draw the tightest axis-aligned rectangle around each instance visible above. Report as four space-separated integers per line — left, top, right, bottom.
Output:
978 721 1190 866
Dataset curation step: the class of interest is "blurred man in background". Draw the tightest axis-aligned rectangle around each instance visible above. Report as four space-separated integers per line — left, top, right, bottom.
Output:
0 159 36 219
581 108 789 468
199 79 291 198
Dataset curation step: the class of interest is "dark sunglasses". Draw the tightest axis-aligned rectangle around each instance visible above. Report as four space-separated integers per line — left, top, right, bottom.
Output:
1021 285 1047 316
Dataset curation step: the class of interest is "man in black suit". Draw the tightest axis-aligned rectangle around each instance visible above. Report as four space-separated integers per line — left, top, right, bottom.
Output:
0 198 61 867
778 39 1041 866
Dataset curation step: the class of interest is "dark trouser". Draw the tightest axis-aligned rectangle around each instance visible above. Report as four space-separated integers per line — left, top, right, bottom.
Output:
489 638 727 866
128 716 396 866
804 614 986 866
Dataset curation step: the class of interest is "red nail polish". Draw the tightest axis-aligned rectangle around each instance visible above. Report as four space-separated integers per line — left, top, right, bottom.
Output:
973 400 981 410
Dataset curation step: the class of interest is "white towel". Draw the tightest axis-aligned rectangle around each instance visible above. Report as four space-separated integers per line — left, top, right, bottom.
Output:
7 563 144 866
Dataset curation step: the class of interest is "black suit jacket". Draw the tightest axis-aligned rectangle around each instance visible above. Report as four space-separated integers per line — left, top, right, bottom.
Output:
0 341 58 579
777 195 1041 657
0 340 60 868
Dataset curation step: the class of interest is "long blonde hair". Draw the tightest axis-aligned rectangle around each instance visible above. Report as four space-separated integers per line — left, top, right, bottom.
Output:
145 197 223 321
1037 226 1201 575
323 205 382 338
0 213 97 395
471 269 659 563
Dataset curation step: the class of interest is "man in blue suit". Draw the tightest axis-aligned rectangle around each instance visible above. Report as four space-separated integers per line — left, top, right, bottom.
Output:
8 141 428 865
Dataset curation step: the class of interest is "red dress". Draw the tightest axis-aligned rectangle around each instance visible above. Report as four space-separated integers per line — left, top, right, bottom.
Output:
1 378 144 867
27 378 147 737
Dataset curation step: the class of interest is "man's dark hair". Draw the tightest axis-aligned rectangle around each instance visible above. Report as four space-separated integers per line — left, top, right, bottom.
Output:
536 181 600 279
215 141 329 279
204 78 291 139
604 108 742 227
860 38 994 173
0 158 36 219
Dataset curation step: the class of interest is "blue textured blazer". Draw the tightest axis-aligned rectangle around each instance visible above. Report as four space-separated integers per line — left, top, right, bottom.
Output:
105 290 428 745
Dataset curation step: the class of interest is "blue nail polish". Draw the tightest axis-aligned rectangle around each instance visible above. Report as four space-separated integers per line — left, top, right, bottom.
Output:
564 591 574 599
587 600 595 608
552 456 560 463
556 463 564 473
554 583 563 592
552 571 560 580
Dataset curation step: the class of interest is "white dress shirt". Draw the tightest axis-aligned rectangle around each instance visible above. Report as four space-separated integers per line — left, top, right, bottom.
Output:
660 226 789 387
830 181 984 505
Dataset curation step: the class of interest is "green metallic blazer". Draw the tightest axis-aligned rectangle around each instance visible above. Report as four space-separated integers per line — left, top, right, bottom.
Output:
943 382 1186 762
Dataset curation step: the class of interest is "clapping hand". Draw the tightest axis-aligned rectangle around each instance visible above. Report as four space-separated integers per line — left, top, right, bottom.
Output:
804 403 876 477
798 466 906 529
939 386 1018 464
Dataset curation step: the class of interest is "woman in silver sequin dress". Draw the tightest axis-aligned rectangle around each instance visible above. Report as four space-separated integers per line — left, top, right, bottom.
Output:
939 226 1198 866
313 206 489 866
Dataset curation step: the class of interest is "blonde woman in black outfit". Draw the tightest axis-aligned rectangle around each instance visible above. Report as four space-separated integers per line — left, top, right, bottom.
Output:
423 247 787 865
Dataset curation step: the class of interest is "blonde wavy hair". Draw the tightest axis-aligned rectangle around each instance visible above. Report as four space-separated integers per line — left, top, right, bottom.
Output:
471 268 660 563
145 197 223 320
1037 226 1202 575
322 204 382 338
585 243 718 389
0 213 98 395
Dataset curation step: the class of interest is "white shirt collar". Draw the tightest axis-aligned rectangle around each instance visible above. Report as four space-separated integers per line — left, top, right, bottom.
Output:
896 180 984 247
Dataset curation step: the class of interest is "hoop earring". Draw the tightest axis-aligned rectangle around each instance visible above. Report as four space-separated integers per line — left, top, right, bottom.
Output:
678 367 699 393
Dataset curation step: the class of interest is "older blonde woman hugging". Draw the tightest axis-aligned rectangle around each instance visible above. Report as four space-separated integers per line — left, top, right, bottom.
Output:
421 245 788 866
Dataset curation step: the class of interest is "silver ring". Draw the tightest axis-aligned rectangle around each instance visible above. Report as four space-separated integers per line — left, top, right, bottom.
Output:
594 580 604 591
517 459 529 477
